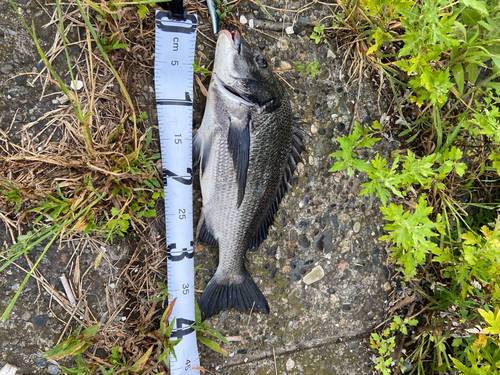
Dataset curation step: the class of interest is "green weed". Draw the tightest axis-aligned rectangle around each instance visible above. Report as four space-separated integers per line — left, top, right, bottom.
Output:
43 310 173 374
327 0 500 372
99 32 130 51
0 180 23 213
193 62 212 74
294 61 321 82
216 0 234 21
192 299 229 355
370 315 418 374
310 24 326 44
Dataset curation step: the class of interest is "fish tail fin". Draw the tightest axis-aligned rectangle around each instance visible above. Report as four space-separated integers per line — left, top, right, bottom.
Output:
198 268 269 320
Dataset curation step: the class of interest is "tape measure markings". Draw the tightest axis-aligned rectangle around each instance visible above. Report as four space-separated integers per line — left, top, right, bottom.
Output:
155 10 200 374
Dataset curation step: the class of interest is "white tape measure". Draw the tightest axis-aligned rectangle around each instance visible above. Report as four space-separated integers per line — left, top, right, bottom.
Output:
154 10 200 374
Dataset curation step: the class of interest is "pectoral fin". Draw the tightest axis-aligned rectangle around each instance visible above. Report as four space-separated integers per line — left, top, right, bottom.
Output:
194 128 213 176
228 115 251 208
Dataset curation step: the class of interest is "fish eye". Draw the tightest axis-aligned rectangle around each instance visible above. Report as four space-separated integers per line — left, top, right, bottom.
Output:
255 55 268 68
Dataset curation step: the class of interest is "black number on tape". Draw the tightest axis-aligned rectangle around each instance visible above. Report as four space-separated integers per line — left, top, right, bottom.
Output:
170 317 195 338
163 168 192 185
167 243 194 262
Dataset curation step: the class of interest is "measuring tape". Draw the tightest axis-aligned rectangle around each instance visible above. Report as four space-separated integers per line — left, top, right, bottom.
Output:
155 10 200 374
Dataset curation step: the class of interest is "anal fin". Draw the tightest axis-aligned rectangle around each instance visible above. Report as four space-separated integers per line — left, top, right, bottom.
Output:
196 211 218 247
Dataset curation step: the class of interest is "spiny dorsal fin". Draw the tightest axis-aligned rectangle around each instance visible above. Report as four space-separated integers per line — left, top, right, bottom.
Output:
249 124 306 249
228 115 251 208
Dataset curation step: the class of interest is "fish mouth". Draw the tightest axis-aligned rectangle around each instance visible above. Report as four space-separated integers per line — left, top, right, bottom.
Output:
218 29 242 53
213 73 252 105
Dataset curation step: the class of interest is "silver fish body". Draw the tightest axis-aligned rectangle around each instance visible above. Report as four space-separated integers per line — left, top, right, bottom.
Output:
194 30 304 319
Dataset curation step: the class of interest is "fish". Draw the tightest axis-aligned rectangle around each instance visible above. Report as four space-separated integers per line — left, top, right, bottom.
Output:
194 29 305 320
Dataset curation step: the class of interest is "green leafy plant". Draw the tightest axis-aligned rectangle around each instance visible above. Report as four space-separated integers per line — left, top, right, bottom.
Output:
215 0 234 21
44 324 100 360
43 301 183 374
370 315 418 374
192 300 229 355
310 24 326 44
155 300 182 368
328 2 500 370
99 32 130 51
0 180 23 213
193 62 211 74
294 60 321 82
328 122 380 177
451 307 500 373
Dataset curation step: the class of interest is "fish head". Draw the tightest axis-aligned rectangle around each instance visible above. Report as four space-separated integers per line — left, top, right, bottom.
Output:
212 30 284 114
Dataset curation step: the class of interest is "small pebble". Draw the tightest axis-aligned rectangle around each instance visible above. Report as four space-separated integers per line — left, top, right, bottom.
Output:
240 15 247 24
11 283 19 291
21 312 31 321
353 222 361 233
36 60 46 71
285 26 294 35
248 19 254 28
34 357 47 368
17 74 27 85
302 265 324 285
298 234 310 248
362 298 375 312
34 315 48 326
0 64 14 75
218 311 228 324
297 16 307 27
47 364 60 375
289 265 302 281
402 361 414 373
342 304 351 311
311 124 318 133
348 342 359 349
70 80 83 90
286 358 295 371
279 61 292 71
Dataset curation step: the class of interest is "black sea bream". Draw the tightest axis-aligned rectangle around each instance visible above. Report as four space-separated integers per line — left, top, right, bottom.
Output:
194 30 305 319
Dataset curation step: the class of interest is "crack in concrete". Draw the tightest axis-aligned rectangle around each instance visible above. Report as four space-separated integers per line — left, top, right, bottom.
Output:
223 332 371 367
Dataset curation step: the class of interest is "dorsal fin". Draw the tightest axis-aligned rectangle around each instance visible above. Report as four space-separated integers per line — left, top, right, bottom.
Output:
228 115 251 208
249 125 306 250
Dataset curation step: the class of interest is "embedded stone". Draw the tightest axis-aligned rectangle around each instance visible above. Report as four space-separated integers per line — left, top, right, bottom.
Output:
302 265 324 285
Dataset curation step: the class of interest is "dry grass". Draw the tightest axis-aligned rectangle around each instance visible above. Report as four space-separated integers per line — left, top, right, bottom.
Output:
0 0 175 370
